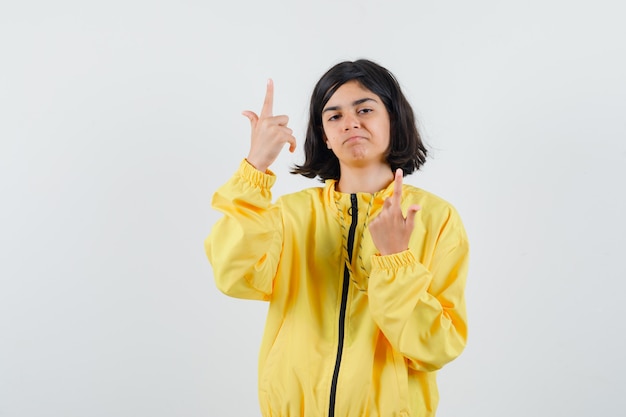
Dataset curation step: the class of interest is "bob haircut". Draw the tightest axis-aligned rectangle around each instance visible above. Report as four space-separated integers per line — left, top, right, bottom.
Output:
291 59 428 181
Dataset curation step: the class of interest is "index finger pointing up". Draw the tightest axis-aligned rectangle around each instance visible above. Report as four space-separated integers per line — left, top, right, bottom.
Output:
393 168 404 204
260 78 274 118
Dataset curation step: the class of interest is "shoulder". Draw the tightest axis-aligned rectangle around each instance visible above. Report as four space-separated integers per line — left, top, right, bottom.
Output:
403 184 454 209
403 184 464 226
277 186 325 205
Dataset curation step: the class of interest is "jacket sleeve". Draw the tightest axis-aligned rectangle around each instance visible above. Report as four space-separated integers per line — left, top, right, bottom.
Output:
367 207 469 372
205 159 283 301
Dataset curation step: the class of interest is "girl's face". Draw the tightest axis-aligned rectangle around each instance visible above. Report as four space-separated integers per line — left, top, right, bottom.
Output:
321 81 391 170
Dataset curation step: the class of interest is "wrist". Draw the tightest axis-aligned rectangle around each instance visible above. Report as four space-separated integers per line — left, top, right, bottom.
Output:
245 157 269 173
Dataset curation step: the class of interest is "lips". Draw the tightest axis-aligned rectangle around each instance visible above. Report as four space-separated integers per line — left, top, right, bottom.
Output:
343 136 366 144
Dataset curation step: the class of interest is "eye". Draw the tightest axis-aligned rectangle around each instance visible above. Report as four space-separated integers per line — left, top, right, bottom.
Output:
358 108 373 115
327 114 341 122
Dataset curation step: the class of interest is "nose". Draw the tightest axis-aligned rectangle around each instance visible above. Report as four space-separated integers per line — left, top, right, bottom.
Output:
343 113 360 131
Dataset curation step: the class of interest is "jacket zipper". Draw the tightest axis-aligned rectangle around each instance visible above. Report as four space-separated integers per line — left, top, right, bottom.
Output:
329 193 358 417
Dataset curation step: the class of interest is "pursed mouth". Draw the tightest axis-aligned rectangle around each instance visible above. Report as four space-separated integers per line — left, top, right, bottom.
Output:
343 136 366 144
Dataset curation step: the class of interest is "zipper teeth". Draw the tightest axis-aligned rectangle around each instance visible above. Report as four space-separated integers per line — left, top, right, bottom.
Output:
329 193 359 417
335 193 374 292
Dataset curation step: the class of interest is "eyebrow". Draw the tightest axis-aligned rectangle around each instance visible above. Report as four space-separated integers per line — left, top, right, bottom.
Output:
322 97 378 113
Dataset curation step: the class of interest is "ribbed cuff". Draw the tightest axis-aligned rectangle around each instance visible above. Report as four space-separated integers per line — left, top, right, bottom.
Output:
371 250 416 271
240 159 277 189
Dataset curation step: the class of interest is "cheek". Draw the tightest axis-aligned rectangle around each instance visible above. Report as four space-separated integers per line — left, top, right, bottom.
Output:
382 122 392 144
321 127 332 148
322 126 336 142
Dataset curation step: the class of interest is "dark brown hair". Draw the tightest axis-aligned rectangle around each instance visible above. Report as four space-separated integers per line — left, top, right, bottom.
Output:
291 59 428 180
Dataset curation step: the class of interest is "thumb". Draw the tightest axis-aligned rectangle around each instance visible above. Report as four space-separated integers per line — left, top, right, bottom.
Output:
241 110 259 128
405 204 421 229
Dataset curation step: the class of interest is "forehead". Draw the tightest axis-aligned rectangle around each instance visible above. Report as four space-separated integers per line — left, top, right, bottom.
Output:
325 80 380 105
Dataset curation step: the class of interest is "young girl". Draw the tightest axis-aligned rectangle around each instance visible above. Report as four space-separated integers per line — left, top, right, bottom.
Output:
206 59 469 417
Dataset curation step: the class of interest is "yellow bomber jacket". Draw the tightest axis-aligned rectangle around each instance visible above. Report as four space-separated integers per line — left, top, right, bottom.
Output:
206 160 469 417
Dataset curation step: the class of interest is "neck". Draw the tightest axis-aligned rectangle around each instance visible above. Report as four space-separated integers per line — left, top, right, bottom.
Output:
336 164 394 194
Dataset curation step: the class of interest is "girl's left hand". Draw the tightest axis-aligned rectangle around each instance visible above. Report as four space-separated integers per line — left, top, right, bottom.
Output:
368 169 421 255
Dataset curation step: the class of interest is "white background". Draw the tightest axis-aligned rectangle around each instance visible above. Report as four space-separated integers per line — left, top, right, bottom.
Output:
1 1 625 416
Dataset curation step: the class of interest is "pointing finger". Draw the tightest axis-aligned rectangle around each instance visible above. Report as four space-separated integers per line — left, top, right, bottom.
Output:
393 168 403 205
260 78 274 118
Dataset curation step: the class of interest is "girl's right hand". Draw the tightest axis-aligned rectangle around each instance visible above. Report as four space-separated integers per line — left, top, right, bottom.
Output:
242 79 297 172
